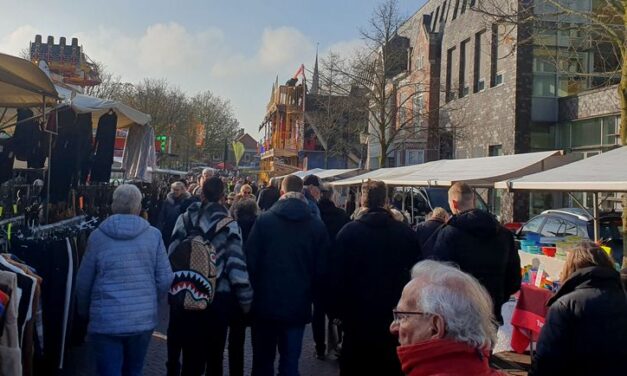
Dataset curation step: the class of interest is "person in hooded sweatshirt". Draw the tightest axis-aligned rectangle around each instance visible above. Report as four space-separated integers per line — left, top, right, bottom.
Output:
245 175 329 376
167 177 253 376
76 184 174 376
331 180 421 376
430 182 521 324
530 242 627 376
157 181 191 248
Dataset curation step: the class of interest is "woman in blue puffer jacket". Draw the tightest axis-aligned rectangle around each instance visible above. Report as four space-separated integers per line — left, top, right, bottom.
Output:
76 184 174 376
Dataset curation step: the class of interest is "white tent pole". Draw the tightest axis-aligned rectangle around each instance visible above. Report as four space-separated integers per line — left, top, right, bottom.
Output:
43 96 51 224
410 188 415 224
593 192 599 242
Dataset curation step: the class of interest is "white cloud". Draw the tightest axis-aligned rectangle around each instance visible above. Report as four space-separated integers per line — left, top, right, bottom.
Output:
324 38 366 61
0 25 39 57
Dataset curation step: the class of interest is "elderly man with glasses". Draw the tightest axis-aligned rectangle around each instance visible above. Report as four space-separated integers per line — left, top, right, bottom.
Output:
390 260 505 376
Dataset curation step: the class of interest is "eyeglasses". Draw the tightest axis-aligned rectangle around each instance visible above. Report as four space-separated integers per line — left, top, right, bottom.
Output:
392 309 431 323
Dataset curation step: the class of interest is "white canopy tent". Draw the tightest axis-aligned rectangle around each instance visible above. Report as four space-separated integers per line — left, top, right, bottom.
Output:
64 92 151 128
332 151 565 188
383 151 565 187
495 147 627 192
494 147 627 242
330 164 419 187
0 52 58 107
279 168 361 181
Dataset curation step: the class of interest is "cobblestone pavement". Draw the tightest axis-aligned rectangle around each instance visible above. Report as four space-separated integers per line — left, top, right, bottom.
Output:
63 299 340 375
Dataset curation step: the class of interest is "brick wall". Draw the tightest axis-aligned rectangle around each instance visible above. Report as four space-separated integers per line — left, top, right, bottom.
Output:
559 84 620 121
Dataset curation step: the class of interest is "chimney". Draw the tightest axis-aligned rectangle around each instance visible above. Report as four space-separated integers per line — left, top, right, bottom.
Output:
71 37 78 47
47 35 54 45
60 37 66 46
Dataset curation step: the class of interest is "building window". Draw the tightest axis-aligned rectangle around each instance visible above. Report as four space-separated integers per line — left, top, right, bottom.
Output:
459 39 470 97
413 94 424 131
406 150 425 165
446 47 456 102
452 0 460 20
433 7 440 30
474 30 486 93
491 24 507 87
416 55 424 70
489 144 503 156
440 1 447 22
461 0 468 14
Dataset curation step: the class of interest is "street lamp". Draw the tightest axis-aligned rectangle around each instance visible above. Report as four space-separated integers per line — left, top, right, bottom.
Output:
359 131 369 170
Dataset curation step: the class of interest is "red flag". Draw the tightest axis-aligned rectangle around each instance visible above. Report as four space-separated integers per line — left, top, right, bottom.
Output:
293 64 305 79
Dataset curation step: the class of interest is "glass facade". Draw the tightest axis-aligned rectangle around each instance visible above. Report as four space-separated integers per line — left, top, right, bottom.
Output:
556 115 618 150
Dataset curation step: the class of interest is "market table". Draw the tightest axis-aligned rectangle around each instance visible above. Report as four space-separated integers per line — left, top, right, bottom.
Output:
510 284 554 353
518 250 565 280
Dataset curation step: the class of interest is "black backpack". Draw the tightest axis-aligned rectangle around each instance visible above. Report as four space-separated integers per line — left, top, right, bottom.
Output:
168 211 233 310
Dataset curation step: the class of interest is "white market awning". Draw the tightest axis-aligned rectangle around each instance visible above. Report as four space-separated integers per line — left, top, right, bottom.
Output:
69 93 151 128
331 151 564 188
279 168 360 181
0 52 58 107
495 146 627 192
383 151 565 188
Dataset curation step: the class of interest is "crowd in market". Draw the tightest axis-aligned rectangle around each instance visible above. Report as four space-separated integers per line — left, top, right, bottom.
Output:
70 168 627 376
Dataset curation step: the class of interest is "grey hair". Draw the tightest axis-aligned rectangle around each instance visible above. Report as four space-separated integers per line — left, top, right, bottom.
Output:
111 184 143 215
410 260 497 350
202 168 214 177
171 181 185 190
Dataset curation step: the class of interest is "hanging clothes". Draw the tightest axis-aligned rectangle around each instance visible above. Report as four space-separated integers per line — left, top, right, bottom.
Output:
0 135 15 184
28 124 48 169
122 123 156 183
91 112 117 183
48 107 78 203
0 270 22 376
74 113 93 185
13 108 37 162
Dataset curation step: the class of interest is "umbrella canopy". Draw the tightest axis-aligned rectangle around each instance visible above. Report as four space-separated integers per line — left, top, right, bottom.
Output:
0 52 58 107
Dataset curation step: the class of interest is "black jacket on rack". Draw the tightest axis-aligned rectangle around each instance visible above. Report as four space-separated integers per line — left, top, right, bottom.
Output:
90 112 117 183
48 108 78 203
75 113 93 185
0 135 15 184
14 108 38 162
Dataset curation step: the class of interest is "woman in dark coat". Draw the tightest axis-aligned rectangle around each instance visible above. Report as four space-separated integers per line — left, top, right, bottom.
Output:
531 241 627 376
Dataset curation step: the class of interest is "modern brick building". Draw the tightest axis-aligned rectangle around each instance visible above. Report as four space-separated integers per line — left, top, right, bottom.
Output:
368 0 620 222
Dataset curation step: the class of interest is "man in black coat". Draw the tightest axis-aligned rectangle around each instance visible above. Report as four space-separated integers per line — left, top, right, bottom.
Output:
246 175 329 376
313 184 350 359
332 180 421 376
256 177 280 211
430 182 521 323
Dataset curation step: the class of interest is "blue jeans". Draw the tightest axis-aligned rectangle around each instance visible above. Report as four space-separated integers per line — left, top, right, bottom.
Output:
89 330 153 376
252 320 305 376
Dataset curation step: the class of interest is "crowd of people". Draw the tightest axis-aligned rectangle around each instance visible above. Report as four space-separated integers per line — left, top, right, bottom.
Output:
73 169 627 376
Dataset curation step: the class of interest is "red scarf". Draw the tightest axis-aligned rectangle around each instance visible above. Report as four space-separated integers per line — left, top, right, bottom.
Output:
397 338 504 376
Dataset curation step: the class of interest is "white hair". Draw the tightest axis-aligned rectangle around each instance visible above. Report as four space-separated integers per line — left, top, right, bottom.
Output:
171 181 185 190
111 184 143 215
410 260 497 350
202 168 214 177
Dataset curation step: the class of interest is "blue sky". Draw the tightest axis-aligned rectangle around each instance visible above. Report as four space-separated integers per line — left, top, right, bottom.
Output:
0 0 426 138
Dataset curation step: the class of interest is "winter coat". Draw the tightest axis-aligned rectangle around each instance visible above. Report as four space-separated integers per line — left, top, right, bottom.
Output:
430 209 521 322
168 202 253 312
415 218 445 256
303 188 321 219
530 266 627 376
397 339 505 376
318 198 350 242
245 195 329 325
76 214 174 335
256 186 280 211
331 208 421 371
157 191 191 247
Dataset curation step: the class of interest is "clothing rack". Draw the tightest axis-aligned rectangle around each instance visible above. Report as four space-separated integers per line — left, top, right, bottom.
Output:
0 215 25 228
31 215 87 235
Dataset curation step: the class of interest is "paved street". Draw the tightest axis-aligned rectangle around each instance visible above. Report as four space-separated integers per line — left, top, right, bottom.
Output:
63 299 340 376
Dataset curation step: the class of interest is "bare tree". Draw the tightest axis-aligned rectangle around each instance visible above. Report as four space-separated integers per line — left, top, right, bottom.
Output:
190 91 240 163
475 0 626 266
328 0 466 168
